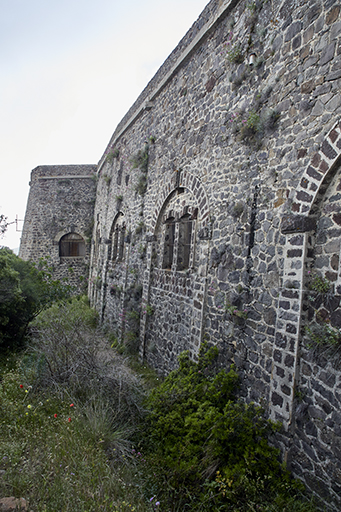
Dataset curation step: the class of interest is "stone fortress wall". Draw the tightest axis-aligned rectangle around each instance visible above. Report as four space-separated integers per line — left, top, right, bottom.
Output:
19 165 97 292
20 0 341 508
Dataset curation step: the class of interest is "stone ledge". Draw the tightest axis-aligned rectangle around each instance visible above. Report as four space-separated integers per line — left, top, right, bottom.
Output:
281 215 317 234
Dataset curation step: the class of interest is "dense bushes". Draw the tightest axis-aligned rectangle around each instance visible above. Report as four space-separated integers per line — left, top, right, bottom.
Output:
0 249 72 348
144 344 317 511
0 299 148 511
0 299 319 511
26 297 145 424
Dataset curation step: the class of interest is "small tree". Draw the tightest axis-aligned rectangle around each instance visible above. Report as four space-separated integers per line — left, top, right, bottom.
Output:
0 249 73 349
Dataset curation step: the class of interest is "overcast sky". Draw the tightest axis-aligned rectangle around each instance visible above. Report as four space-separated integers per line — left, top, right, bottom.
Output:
0 0 208 250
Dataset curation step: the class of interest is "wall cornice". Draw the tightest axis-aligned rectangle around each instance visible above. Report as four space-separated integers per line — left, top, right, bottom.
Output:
98 0 241 173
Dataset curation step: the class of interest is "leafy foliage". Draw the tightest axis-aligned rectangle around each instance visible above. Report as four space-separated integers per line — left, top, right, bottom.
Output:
131 144 149 196
226 43 244 64
131 144 149 173
144 344 315 511
0 250 73 348
305 273 341 364
0 213 7 238
106 147 119 163
0 316 319 512
307 272 331 294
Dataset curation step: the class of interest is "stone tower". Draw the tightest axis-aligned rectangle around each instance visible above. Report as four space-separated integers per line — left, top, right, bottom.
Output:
19 164 97 292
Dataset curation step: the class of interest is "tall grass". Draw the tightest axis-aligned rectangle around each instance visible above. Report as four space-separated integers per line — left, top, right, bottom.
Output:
0 297 152 511
0 370 150 511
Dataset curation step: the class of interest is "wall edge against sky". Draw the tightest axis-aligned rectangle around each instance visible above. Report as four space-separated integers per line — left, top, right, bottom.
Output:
97 0 240 174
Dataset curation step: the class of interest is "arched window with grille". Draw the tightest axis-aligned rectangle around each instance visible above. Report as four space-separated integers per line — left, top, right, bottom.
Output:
118 223 126 261
108 213 126 263
111 226 119 260
59 232 85 257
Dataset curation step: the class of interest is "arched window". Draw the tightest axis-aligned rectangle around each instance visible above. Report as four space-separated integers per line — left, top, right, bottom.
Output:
157 190 198 272
94 222 101 263
59 232 85 257
111 226 119 260
109 213 126 263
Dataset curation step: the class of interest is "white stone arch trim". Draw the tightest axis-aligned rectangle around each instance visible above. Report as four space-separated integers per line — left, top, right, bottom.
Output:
291 120 341 216
271 120 341 430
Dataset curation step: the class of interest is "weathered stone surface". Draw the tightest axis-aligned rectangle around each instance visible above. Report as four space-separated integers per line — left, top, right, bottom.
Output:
18 1 341 508
19 165 96 293
326 5 340 24
281 215 317 233
319 42 336 66
285 21 303 42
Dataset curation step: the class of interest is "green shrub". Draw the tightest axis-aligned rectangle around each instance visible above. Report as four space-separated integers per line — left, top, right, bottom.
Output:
227 43 244 64
144 343 316 511
135 174 148 196
0 249 73 349
131 145 149 173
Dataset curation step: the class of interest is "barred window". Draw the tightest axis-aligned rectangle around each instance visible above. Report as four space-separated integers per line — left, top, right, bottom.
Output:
109 213 126 263
177 214 193 271
59 233 85 257
162 218 175 270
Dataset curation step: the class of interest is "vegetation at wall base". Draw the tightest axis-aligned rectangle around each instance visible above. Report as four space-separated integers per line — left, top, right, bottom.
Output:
142 343 318 511
0 298 148 511
0 300 320 511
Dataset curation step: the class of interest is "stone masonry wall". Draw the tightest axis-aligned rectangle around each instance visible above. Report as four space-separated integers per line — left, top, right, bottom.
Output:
89 0 341 507
18 0 341 508
20 165 97 292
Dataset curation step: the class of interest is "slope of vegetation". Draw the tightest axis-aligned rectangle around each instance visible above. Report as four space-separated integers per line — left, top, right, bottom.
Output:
0 247 320 510
0 297 319 511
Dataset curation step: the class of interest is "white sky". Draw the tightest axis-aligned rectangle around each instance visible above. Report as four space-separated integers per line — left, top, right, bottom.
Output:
0 0 208 250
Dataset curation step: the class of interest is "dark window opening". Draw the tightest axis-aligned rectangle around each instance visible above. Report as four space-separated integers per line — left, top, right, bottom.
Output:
162 219 175 270
109 214 125 263
59 232 85 257
112 227 119 260
177 215 192 271
118 225 126 261
117 160 123 185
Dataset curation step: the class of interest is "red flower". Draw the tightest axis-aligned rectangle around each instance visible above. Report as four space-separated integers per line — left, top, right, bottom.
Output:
19 384 24 389
70 403 74 407
68 417 71 422
54 413 57 418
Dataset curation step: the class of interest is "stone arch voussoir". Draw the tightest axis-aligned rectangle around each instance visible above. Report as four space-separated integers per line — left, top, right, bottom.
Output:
273 120 341 428
53 228 86 244
148 170 210 235
291 120 341 216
